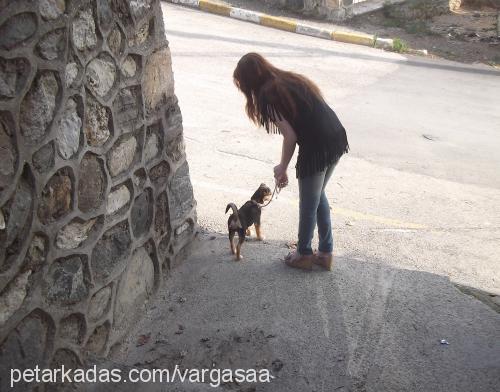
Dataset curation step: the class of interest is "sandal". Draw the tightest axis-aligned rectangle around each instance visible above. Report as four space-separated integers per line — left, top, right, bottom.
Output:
313 252 333 271
285 253 313 271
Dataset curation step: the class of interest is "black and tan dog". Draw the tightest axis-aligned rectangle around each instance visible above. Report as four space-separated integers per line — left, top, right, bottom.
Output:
225 183 272 260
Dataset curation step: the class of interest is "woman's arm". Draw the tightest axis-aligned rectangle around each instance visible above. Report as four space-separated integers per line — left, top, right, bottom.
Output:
274 118 297 187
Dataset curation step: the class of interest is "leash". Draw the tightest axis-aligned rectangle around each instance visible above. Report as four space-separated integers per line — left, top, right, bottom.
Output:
259 183 282 208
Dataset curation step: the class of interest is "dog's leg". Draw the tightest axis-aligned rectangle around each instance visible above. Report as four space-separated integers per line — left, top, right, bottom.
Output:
255 224 265 241
236 235 245 261
229 231 236 255
246 227 251 237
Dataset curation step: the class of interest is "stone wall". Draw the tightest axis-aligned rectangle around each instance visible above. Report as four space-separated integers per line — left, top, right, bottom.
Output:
0 0 196 389
383 0 455 20
259 0 463 20
261 0 345 19
261 0 352 20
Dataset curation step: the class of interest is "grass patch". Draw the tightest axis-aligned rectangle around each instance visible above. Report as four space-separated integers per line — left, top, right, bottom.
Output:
393 38 409 53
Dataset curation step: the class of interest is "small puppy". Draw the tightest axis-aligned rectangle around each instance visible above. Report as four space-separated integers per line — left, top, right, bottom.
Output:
225 183 272 260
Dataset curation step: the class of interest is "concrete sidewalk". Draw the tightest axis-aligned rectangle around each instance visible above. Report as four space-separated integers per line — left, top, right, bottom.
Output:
104 232 500 391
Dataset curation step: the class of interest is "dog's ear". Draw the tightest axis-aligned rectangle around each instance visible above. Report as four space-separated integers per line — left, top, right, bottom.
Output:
260 183 266 188
251 186 264 203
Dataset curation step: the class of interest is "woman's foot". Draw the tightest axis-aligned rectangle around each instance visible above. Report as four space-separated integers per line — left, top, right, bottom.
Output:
284 251 313 271
313 251 333 271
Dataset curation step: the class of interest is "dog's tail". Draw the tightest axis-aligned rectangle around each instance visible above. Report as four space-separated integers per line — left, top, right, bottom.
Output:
225 202 242 228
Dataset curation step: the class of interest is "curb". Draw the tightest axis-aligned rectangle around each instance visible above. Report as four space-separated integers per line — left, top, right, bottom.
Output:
167 0 394 50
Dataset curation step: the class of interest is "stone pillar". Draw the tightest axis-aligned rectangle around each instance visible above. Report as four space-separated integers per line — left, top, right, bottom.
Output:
0 0 196 389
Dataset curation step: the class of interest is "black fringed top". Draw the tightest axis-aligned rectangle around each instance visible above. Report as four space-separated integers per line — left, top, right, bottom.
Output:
257 80 349 178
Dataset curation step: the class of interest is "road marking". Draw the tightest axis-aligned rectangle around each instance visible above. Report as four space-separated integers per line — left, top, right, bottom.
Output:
192 179 428 229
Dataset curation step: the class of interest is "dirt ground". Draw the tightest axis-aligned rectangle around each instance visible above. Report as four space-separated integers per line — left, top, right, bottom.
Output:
219 0 500 66
348 6 500 66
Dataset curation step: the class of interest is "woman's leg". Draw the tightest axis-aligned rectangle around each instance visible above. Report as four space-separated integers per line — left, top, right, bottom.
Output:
317 163 336 253
297 169 327 255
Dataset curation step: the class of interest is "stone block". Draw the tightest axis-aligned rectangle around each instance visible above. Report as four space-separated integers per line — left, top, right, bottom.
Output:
133 168 147 188
129 0 154 21
49 349 82 391
122 55 139 78
131 189 153 238
78 153 106 213
65 62 80 88
88 285 112 321
163 99 183 142
0 270 31 325
108 24 124 56
59 313 85 344
113 246 155 340
56 218 96 250
32 141 55 173
38 167 73 224
2 175 33 251
148 161 170 187
86 54 117 98
20 71 59 142
0 310 53 391
96 0 114 33
0 13 37 51
113 86 142 133
166 134 185 162
22 234 48 272
52 348 81 368
107 184 131 215
144 132 159 163
154 191 170 239
158 235 171 267
36 28 66 60
39 0 66 20
0 57 30 100
108 136 137 177
85 323 109 355
144 47 174 112
91 221 131 285
72 9 97 52
85 95 111 147
0 114 16 189
175 220 191 237
45 255 90 305
129 19 152 47
169 162 194 221
173 218 194 251
56 98 82 160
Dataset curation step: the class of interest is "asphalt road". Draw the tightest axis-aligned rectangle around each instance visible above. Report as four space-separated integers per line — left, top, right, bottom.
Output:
162 3 500 292
108 4 500 392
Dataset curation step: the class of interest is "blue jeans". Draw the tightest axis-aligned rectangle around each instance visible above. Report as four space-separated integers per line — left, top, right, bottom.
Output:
297 163 336 255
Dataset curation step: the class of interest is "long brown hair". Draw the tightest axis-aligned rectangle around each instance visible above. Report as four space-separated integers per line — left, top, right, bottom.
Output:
233 53 323 126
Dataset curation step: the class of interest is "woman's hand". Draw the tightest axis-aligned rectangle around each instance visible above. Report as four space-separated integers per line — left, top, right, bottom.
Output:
274 164 289 188
273 118 296 190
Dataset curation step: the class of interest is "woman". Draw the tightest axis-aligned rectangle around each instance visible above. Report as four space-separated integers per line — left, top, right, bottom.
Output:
233 53 349 271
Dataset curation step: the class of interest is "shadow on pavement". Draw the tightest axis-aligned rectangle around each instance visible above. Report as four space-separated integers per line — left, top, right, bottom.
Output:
69 231 500 391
